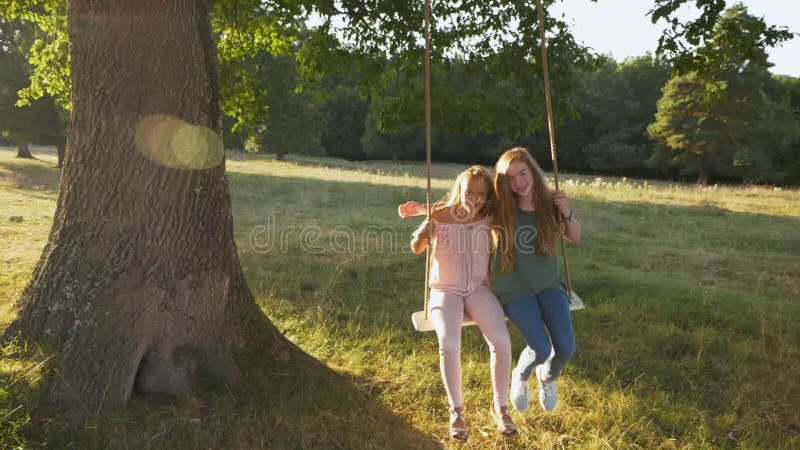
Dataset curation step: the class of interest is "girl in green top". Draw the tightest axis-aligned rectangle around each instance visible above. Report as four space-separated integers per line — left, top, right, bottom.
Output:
494 147 581 413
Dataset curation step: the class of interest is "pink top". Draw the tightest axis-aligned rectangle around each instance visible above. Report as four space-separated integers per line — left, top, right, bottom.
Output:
417 217 493 294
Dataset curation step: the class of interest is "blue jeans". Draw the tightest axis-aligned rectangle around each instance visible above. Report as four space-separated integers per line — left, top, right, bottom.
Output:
503 287 576 381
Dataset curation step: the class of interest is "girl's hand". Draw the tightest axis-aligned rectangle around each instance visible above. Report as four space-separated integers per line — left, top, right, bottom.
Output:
398 201 427 218
553 190 571 218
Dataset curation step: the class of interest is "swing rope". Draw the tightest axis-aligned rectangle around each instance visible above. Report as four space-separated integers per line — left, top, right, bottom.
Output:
534 0 575 298
423 0 433 321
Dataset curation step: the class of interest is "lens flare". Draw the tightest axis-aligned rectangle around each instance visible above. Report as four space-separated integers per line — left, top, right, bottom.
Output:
171 124 223 169
135 114 223 169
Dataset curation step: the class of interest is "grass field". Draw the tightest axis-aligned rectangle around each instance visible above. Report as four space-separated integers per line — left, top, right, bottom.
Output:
1 146 798 449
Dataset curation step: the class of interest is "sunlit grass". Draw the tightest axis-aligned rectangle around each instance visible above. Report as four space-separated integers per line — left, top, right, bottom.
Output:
1 147 798 448
0 148 60 329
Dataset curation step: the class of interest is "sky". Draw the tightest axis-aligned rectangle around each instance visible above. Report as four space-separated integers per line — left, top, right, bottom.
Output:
549 0 800 77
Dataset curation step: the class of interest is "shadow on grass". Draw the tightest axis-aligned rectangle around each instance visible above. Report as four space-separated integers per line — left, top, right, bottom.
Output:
0 151 62 191
0 339 439 449
96 348 438 449
0 338 58 449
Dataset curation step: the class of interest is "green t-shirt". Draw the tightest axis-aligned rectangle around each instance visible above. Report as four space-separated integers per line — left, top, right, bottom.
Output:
493 208 562 304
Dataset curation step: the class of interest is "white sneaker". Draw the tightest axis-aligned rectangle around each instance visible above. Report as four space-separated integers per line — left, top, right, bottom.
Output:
536 365 558 412
510 370 529 411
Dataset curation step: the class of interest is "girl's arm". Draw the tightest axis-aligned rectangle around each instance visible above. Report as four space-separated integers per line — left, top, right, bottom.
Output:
553 190 581 244
410 219 435 254
562 217 581 244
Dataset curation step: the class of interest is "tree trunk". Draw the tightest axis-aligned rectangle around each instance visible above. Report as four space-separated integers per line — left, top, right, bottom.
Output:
697 159 709 185
276 150 286 161
56 140 66 168
4 0 289 417
16 142 34 159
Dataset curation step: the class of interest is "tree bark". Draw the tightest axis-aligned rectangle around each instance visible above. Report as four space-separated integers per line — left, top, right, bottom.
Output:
4 0 289 417
16 142 34 159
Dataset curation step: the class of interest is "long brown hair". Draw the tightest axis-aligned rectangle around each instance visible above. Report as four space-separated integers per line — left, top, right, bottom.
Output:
494 147 560 273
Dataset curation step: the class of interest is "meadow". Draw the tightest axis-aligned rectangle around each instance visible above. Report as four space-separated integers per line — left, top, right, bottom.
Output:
1 146 798 449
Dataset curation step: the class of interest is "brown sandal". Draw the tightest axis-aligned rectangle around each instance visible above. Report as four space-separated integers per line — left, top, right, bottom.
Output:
491 404 518 437
449 407 468 443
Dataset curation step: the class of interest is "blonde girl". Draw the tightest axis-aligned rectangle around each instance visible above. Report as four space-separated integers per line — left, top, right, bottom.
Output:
404 165 516 442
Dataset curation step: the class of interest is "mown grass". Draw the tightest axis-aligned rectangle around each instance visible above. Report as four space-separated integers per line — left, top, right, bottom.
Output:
1 147 798 449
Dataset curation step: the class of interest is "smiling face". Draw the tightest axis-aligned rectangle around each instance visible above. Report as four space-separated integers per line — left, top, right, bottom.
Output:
459 176 489 213
507 159 534 201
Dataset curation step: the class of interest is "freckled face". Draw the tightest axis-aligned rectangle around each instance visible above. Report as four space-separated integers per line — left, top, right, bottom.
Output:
460 177 489 212
507 160 534 200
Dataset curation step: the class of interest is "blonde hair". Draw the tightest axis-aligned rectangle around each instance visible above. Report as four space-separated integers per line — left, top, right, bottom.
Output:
494 147 560 273
438 165 497 219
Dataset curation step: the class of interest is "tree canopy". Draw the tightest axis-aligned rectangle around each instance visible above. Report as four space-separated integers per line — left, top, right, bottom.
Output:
647 5 798 184
650 0 794 77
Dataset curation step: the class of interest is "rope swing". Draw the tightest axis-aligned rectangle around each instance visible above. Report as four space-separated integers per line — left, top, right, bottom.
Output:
412 0 584 332
534 0 585 312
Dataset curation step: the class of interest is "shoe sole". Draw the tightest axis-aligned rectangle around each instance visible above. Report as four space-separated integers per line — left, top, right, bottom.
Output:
450 433 468 444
